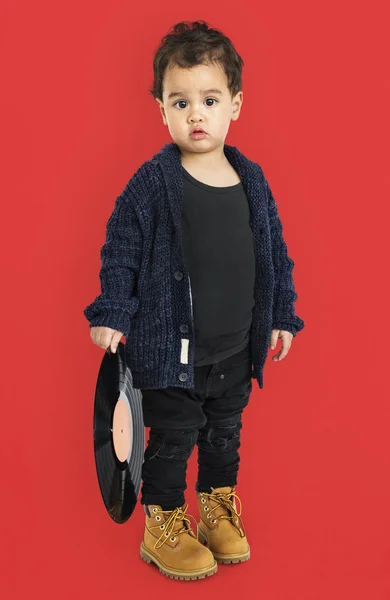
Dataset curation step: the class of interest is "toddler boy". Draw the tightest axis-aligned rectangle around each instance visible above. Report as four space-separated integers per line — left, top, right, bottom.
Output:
84 20 304 581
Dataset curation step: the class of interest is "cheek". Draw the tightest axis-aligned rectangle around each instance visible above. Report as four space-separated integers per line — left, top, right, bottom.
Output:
165 112 180 127
171 118 188 136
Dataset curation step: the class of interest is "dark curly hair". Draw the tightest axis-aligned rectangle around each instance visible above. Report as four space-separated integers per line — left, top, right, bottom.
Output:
149 20 244 101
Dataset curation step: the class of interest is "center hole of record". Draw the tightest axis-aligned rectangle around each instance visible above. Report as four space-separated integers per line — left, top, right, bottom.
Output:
112 395 133 462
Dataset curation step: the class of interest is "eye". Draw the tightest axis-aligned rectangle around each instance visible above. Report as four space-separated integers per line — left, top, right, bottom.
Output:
173 98 219 109
205 98 218 107
174 100 187 109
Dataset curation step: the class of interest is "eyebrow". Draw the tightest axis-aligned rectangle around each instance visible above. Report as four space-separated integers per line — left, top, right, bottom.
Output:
167 88 223 100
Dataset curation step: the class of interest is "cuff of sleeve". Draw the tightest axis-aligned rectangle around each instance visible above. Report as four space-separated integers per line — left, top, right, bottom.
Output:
84 296 139 338
86 309 131 337
272 316 305 337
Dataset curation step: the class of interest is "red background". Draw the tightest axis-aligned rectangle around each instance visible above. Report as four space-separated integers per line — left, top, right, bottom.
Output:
1 1 390 598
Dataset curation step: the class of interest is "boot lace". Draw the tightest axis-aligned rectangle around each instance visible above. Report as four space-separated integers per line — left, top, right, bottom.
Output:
201 489 246 538
150 504 198 550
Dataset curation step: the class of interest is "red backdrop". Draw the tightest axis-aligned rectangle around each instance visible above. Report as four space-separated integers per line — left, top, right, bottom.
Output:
1 1 390 598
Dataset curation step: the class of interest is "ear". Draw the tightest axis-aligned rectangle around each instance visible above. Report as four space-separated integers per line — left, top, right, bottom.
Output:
231 90 243 122
155 98 167 126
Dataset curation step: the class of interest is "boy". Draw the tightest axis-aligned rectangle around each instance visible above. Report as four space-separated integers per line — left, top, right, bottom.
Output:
84 20 304 581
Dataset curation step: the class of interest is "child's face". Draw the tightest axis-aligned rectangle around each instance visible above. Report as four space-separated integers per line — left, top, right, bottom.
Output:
156 62 243 157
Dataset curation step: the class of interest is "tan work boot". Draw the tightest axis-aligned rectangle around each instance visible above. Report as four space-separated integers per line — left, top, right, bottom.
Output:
197 486 250 564
140 503 218 580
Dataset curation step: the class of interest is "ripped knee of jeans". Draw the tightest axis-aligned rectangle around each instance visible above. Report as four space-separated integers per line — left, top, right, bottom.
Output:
197 419 243 452
145 428 199 462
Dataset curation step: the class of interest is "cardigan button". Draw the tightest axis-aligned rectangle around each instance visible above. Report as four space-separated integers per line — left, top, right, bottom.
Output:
174 271 183 281
179 373 188 382
151 158 159 165
180 324 189 333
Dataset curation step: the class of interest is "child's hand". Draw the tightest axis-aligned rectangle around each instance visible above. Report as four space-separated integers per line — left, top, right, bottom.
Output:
90 326 124 354
269 329 293 362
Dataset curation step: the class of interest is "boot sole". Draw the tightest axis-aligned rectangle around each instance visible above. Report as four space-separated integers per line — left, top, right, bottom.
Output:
197 528 251 564
140 542 218 580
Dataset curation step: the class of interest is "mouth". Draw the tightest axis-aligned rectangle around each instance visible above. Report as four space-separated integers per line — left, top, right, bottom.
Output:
190 129 207 136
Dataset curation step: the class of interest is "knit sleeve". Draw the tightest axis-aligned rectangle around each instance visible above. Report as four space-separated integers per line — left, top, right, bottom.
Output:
83 184 142 338
265 177 305 337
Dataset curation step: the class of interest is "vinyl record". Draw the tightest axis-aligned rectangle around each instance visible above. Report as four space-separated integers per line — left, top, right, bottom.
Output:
93 340 145 523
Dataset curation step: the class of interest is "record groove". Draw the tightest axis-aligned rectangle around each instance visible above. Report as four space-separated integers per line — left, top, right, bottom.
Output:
93 341 145 523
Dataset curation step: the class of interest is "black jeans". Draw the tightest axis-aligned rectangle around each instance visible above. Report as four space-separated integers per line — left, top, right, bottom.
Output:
140 342 253 510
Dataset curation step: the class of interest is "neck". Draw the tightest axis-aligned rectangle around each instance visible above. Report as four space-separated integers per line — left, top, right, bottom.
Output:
179 144 228 170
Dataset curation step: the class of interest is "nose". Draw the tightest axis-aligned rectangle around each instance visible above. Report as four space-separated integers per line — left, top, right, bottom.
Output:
188 108 204 124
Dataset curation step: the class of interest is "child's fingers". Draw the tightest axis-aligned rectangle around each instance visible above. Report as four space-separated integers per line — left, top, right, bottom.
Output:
90 326 116 350
269 329 280 349
110 330 124 353
272 333 292 361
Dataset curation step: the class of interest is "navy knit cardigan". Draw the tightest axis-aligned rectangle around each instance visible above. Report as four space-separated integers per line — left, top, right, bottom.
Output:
84 142 304 390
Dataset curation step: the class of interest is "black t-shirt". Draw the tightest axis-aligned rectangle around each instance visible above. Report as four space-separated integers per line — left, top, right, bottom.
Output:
181 165 256 366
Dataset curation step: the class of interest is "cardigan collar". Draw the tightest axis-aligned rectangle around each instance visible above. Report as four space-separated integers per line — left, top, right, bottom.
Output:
156 141 259 183
154 142 265 242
